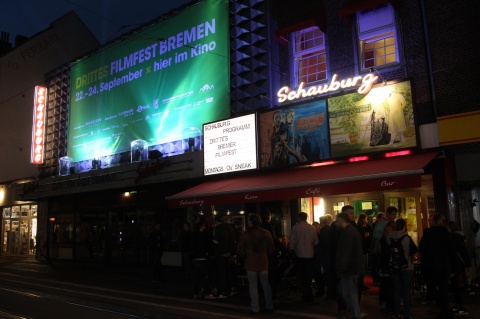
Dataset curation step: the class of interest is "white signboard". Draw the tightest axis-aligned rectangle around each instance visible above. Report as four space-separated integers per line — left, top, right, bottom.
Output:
204 113 257 175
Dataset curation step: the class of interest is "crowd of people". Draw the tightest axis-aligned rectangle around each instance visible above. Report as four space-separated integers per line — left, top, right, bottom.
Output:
151 207 472 319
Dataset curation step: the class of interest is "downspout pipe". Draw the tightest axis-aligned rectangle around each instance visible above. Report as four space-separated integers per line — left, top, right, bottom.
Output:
420 0 437 120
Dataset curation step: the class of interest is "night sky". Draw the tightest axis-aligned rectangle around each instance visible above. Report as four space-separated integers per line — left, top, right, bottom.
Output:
0 0 193 45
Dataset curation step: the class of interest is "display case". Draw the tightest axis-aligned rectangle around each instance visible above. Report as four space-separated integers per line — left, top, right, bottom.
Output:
131 139 148 162
59 156 74 176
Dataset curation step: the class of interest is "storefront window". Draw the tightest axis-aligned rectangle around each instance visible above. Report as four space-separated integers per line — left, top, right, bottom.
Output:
353 200 378 219
31 205 38 217
20 205 30 217
11 206 20 218
332 202 345 216
3 207 11 219
2 204 37 255
51 214 74 245
3 220 10 254
300 197 313 223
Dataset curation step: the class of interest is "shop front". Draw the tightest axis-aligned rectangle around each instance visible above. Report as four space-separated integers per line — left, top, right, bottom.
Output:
167 151 439 244
14 151 205 266
1 204 37 255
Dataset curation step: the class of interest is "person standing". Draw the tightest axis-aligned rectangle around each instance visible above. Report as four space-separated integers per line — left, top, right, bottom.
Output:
315 216 331 297
372 207 398 285
212 217 237 298
357 213 372 291
378 221 396 313
191 222 208 298
237 213 274 314
181 222 193 280
261 210 279 299
446 221 470 315
389 218 417 319
335 212 365 319
289 212 319 303
149 221 165 282
419 213 456 319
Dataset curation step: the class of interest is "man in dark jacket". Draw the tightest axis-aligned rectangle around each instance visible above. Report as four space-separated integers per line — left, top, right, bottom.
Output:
191 222 208 298
419 213 456 319
336 212 365 319
237 213 274 314
261 210 279 299
149 221 165 282
212 217 237 298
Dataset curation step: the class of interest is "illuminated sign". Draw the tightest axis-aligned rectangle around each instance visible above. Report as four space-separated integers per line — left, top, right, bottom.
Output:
204 114 257 175
258 99 330 169
31 86 47 164
68 0 230 162
277 73 379 103
361 202 373 210
328 80 417 158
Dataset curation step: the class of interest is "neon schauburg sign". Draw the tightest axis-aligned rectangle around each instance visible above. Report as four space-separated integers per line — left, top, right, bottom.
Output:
277 73 379 103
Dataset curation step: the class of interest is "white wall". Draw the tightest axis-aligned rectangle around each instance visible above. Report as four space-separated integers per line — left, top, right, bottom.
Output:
0 12 99 183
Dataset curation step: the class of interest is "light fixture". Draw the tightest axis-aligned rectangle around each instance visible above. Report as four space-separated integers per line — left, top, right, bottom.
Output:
384 150 412 158
124 192 130 197
348 156 369 162
311 160 335 167
370 67 387 85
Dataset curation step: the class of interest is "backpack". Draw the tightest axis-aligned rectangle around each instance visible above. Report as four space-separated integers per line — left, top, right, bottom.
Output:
388 235 408 272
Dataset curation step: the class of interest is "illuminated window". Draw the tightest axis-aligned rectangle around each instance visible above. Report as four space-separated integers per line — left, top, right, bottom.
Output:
357 4 399 71
293 27 327 86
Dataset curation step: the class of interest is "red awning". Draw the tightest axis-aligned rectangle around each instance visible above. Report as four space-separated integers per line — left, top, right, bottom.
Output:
166 152 437 208
339 0 396 21
275 15 326 46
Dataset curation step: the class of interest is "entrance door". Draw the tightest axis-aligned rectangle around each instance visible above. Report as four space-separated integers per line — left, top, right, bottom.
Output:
325 196 349 218
3 220 10 254
8 220 20 254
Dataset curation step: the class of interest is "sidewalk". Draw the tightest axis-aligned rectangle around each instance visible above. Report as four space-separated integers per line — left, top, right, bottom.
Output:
4 255 480 318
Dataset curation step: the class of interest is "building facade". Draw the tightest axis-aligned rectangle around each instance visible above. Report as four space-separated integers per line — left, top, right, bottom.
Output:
0 12 99 257
2 0 478 276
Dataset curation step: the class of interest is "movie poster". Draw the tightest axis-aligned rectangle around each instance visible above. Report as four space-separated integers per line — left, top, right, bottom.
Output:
328 80 416 158
259 99 330 168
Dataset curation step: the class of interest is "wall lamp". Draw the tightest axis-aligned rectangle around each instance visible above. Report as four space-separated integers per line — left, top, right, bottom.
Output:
370 67 387 85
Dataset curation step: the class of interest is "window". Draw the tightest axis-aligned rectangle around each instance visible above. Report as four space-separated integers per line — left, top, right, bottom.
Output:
357 4 399 71
293 27 327 86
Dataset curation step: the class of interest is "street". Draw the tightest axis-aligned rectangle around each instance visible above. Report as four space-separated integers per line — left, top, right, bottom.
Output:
0 256 335 319
0 256 478 319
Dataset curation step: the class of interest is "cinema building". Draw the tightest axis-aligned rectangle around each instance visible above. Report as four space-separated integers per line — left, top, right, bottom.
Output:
2 0 478 272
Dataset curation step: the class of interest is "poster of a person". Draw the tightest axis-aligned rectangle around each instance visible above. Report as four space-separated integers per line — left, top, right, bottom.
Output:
259 100 330 168
386 92 407 144
328 80 417 158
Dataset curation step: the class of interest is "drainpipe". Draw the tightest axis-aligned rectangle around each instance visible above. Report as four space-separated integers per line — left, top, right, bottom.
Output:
420 0 437 120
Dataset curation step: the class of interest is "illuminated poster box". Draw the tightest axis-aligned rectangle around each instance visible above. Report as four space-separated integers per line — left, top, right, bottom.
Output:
31 86 47 164
258 99 330 168
204 114 257 176
328 80 417 158
67 0 230 162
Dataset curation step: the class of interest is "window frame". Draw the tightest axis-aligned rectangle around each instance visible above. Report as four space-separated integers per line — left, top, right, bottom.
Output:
356 4 400 72
291 26 328 87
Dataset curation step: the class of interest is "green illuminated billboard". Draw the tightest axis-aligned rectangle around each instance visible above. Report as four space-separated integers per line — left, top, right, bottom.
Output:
68 0 230 162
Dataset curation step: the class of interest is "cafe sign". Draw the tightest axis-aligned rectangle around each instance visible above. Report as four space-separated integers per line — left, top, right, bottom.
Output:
277 73 379 103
